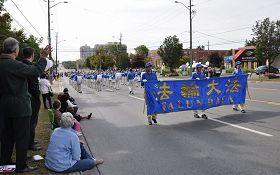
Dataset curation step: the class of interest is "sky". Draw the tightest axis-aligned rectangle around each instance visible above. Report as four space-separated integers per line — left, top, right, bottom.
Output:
3 0 280 62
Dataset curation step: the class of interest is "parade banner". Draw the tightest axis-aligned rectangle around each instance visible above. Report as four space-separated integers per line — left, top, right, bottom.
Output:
145 75 248 115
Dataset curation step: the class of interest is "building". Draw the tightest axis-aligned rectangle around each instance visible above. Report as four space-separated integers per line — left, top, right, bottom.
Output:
183 49 227 62
233 46 257 69
148 50 162 67
80 44 93 60
148 49 227 68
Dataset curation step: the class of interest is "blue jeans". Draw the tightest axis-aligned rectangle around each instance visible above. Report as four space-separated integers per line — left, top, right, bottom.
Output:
62 144 96 173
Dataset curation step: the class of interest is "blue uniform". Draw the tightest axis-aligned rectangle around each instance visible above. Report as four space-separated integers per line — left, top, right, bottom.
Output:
232 68 246 112
191 72 206 80
142 72 158 82
191 71 207 118
232 68 244 76
127 71 135 81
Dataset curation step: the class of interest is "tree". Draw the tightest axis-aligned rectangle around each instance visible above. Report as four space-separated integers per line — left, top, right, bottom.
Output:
177 55 190 67
145 56 152 64
0 0 6 11
247 18 280 66
62 61 77 69
208 52 223 68
104 42 129 69
135 45 149 57
116 52 129 70
0 2 42 60
85 48 115 70
157 35 183 72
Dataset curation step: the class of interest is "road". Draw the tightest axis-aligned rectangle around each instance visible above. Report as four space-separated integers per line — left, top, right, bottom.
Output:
59 77 280 175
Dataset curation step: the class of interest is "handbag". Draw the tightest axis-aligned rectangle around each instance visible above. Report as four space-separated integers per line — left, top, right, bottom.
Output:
48 87 53 97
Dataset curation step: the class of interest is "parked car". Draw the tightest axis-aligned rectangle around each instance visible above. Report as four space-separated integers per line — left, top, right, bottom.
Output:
254 65 279 75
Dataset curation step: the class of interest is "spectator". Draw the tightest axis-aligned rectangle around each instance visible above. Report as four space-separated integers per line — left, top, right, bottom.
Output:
39 73 53 109
59 88 78 113
0 37 51 173
52 100 62 129
52 100 81 132
66 106 92 122
22 47 42 151
45 112 103 173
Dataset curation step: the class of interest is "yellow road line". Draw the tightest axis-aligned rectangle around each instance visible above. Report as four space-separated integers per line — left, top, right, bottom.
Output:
250 87 280 91
246 99 280 106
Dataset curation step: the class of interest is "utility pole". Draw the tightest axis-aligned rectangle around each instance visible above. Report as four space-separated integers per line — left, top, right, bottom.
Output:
175 0 195 74
55 32 58 73
189 0 193 70
47 0 52 61
207 40 210 53
119 33 122 45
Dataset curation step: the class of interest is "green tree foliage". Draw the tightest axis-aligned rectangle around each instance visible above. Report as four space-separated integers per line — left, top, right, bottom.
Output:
62 61 77 69
116 52 129 70
90 48 115 70
208 52 223 68
246 18 280 66
0 1 42 61
102 42 129 69
134 45 149 56
0 0 6 11
177 55 190 67
157 35 183 72
144 56 152 64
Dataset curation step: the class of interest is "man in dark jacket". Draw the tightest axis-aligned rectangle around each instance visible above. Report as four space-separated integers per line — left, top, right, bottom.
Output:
22 47 42 151
0 37 51 173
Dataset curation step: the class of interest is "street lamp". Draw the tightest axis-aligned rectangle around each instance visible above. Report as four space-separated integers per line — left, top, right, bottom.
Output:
47 0 68 61
175 0 194 73
55 32 66 73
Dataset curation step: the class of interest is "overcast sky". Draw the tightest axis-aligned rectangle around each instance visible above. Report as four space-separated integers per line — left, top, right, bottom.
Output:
3 0 280 61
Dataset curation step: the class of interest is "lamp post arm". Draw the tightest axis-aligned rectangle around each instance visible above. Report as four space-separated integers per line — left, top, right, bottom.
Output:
50 1 68 9
176 1 190 10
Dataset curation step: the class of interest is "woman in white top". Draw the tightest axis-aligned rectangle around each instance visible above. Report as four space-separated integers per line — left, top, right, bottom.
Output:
39 73 52 109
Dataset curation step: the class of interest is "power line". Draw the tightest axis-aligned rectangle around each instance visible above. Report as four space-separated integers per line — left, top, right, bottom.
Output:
9 14 33 36
195 0 215 6
195 31 243 43
10 0 45 39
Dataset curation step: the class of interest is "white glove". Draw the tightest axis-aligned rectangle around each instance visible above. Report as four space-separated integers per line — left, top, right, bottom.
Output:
142 79 147 82
44 59 53 71
206 77 210 79
196 78 200 80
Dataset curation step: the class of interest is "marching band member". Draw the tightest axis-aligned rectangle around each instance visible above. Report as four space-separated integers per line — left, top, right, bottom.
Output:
191 64 208 119
232 61 246 113
142 62 158 125
127 69 136 94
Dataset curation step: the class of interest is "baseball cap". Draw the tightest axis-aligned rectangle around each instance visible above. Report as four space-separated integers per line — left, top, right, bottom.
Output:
145 62 153 68
196 63 203 68
236 61 242 65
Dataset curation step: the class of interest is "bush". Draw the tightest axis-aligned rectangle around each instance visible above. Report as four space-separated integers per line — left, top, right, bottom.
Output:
225 68 254 74
243 68 254 73
169 72 179 76
226 68 234 74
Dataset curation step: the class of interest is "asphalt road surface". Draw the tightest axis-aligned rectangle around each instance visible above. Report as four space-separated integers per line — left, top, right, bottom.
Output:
60 78 280 175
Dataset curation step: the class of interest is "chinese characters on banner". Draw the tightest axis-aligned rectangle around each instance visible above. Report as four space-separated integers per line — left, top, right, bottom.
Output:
145 75 248 115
